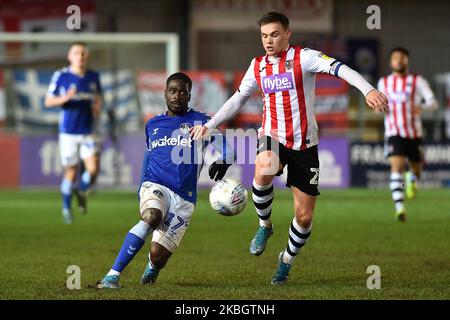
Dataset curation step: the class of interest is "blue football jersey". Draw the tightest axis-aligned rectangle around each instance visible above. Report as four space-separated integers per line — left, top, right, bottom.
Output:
47 67 102 134
142 108 233 204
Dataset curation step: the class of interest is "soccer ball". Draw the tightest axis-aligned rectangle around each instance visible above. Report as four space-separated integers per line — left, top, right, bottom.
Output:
209 179 248 216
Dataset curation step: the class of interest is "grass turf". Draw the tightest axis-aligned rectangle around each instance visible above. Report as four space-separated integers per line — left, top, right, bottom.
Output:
0 188 449 300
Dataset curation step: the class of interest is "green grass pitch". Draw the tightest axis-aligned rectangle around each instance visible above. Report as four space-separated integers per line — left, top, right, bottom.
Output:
0 188 449 300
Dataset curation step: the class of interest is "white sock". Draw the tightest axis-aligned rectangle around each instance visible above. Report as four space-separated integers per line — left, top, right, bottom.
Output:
107 269 121 276
390 172 405 213
252 180 274 228
259 218 272 227
282 219 312 264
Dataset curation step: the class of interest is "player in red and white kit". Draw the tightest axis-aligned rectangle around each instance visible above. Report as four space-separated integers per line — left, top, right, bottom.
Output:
191 12 389 284
377 47 437 222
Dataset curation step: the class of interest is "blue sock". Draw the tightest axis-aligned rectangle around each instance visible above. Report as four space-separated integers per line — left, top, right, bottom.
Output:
60 179 72 210
79 171 91 193
111 221 153 273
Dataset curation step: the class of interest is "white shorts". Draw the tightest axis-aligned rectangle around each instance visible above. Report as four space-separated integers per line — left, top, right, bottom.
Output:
139 181 195 253
59 133 96 167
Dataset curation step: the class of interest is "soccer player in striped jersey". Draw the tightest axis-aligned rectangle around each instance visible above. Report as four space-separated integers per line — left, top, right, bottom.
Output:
191 12 389 285
377 48 438 222
44 42 103 224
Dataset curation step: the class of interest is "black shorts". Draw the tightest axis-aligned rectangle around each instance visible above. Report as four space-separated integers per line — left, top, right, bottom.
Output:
256 136 320 196
385 135 423 162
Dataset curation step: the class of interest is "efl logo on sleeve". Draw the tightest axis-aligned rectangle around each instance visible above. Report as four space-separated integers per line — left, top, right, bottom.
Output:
318 52 332 60
262 72 294 94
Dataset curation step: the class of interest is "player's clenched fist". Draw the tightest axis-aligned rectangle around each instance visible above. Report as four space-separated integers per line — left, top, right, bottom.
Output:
366 89 389 113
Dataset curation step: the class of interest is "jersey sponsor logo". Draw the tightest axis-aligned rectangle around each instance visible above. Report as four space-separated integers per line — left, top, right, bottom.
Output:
150 135 192 149
70 92 96 101
262 72 294 94
180 123 192 134
388 92 410 103
153 128 159 135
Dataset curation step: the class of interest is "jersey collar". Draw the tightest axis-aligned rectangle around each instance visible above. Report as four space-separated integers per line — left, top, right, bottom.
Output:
265 44 292 65
68 66 87 77
391 72 409 78
164 107 191 117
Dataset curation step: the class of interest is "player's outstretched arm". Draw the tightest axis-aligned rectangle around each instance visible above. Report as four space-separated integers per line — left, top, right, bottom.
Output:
337 64 389 113
190 91 250 140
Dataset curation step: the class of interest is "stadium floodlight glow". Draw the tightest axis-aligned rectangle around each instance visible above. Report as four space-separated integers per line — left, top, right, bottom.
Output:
0 32 180 75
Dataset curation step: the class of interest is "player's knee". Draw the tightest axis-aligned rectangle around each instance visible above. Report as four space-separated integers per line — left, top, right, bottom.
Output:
295 209 313 229
254 168 276 186
254 174 272 187
150 246 170 269
141 208 163 228
390 158 405 172
256 152 281 171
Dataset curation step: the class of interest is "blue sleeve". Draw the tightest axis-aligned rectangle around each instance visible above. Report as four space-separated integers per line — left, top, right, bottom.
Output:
47 70 61 96
145 121 150 150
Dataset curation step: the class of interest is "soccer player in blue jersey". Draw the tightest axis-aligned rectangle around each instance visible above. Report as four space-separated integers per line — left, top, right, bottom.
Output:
44 42 103 224
97 72 235 288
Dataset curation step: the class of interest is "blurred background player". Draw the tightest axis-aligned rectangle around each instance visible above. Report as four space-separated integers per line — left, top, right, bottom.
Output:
44 42 103 224
377 48 438 222
98 72 235 289
191 12 389 285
